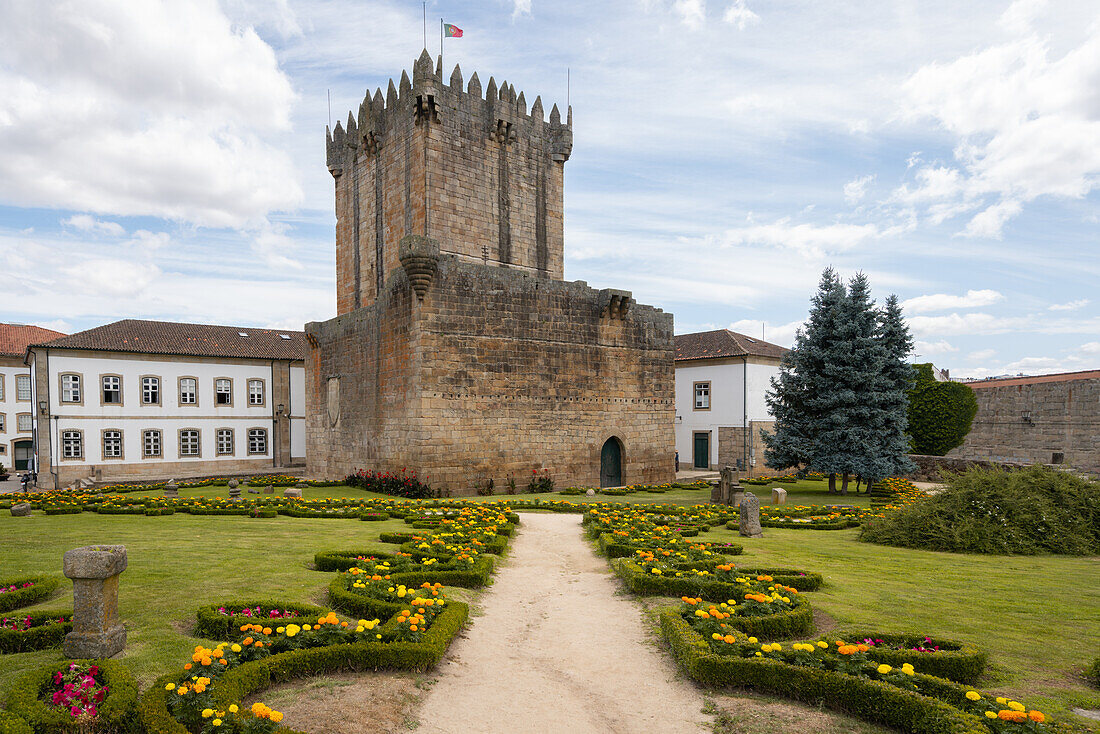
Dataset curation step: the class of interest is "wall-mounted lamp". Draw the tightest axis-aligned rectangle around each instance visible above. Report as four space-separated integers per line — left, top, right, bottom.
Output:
675 415 682 424
1021 411 1034 426
38 400 47 415
277 403 287 419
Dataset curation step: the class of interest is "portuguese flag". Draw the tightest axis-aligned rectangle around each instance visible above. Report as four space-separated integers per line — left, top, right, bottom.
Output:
443 23 463 37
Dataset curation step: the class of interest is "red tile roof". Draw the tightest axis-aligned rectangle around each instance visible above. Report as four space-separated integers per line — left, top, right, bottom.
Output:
963 370 1100 388
29 319 307 361
675 329 788 361
0 323 66 358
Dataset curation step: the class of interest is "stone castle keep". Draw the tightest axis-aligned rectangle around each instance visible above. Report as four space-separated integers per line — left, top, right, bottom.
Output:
305 51 675 492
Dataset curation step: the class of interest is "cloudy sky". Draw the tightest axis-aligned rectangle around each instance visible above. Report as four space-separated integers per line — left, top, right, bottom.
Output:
1 0 1097 379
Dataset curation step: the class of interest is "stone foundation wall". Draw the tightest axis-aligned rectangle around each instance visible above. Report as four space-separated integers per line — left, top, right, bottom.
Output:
946 376 1099 477
306 255 675 493
718 421 779 478
52 457 278 488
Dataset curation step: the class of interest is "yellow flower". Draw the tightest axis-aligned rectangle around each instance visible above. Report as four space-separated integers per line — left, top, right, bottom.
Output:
966 691 981 701
165 683 175 691
285 624 301 637
177 687 187 695
1008 701 1025 712
212 719 222 726
229 705 239 713
202 709 214 719
995 697 1008 705
985 712 998 719
816 641 828 649
231 644 241 653
271 711 284 723
877 664 892 675
748 637 758 643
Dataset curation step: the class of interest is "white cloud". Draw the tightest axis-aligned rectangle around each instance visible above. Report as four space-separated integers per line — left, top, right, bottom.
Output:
902 289 1004 313
898 13 1100 237
1079 341 1100 355
1049 299 1089 311
967 349 996 362
722 219 880 258
914 339 958 356
512 0 533 19
723 0 759 30
62 259 161 298
728 319 803 348
62 214 125 236
843 175 874 204
252 224 305 270
0 0 301 228
673 0 706 29
34 319 73 334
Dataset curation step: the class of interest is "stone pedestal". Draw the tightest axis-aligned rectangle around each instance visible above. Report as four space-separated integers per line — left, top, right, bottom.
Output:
771 488 787 505
63 545 127 658
738 493 763 538
264 485 274 494
228 486 242 500
731 487 745 508
163 480 179 498
709 479 722 504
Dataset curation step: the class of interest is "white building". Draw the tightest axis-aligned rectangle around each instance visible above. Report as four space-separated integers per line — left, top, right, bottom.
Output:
25 320 307 488
1 323 65 475
674 329 787 475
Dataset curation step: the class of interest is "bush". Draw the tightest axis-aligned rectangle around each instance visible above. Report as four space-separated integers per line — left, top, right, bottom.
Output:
0 711 32 734
0 575 61 613
824 631 987 684
0 609 72 653
6 659 139 733
194 600 330 640
345 469 436 499
860 465 1100 555
907 364 978 456
313 549 395 572
1086 655 1100 689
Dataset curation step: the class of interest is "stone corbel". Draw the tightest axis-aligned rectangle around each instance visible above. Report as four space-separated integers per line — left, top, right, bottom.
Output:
399 235 441 301
598 288 632 319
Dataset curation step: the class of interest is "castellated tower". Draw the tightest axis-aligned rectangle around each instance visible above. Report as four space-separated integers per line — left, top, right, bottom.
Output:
306 51 675 493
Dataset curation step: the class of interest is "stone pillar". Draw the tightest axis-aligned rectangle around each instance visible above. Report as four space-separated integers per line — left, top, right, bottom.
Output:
228 479 241 500
63 545 127 658
738 492 763 538
730 486 745 508
771 487 787 505
709 479 722 504
163 479 178 498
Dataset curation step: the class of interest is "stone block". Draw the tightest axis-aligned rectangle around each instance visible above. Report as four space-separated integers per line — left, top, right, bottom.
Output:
10 502 32 517
738 493 763 538
284 487 303 498
63 545 127 659
771 488 787 505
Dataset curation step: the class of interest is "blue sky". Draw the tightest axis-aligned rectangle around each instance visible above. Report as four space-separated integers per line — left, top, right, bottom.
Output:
1 0 1097 379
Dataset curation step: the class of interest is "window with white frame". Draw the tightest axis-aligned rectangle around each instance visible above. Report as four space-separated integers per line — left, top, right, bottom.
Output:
142 377 160 405
143 429 162 458
102 430 122 459
216 428 234 456
693 381 711 410
179 429 200 457
179 377 197 405
248 379 265 406
0 414 5 432
215 378 232 405
17 413 31 432
102 375 122 405
16 374 30 401
62 430 83 459
247 428 267 455
0 374 5 401
61 373 81 403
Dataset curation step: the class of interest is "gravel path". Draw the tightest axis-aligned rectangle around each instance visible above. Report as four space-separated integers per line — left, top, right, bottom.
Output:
416 512 712 733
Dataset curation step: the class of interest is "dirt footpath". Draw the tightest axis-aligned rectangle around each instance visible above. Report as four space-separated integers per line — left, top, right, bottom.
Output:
414 512 712 734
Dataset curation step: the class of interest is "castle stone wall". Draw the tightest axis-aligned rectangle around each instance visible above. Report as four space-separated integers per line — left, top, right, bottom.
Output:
947 376 1100 476
306 255 675 493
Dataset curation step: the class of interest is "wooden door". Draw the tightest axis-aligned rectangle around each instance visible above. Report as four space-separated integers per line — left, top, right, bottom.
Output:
600 438 622 488
693 433 709 469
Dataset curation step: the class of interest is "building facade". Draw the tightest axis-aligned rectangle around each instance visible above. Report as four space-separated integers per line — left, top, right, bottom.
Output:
948 369 1100 476
1 323 65 473
307 52 676 492
26 320 307 488
674 329 787 475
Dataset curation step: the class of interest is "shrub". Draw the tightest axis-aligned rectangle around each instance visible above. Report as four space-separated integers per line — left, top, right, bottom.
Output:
195 600 330 640
860 465 1100 555
824 631 987 684
345 468 436 499
6 659 139 733
907 364 978 456
0 575 61 613
0 711 32 734
0 609 72 653
313 549 395 572
1086 655 1100 689
527 469 554 493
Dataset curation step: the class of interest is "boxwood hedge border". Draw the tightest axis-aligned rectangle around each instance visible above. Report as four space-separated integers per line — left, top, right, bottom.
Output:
821 630 987 684
194 600 331 640
6 659 140 734
0 575 61 613
0 608 72 654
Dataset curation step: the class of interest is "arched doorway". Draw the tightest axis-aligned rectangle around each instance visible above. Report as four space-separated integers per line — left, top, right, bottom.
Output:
13 440 33 471
600 437 622 488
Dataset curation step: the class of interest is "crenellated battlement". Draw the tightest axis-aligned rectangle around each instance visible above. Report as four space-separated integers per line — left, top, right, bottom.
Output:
327 50 572 314
326 49 571 177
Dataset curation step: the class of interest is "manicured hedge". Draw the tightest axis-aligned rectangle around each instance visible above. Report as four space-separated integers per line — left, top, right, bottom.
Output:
0 609 72 653
313 549 395 572
194 600 330 640
0 711 32 734
139 602 468 734
0 575 61 613
659 608 990 734
824 631 987 684
6 659 140 734
360 511 390 521
379 531 419 544
596 533 743 559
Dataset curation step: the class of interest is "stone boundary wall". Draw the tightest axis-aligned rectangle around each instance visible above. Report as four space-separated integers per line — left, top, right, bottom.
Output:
904 454 1054 482
945 375 1099 477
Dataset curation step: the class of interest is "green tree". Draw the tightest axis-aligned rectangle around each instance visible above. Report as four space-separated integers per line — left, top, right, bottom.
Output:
907 364 978 455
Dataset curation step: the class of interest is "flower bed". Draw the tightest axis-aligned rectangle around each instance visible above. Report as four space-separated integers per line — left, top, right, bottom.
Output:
5 659 139 733
313 549 396 572
669 590 815 641
659 606 1042 734
0 609 72 653
822 632 988 684
0 575 61 613
195 601 330 640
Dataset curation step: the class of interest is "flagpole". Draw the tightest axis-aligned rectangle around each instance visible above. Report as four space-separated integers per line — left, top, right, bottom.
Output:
440 18 444 65
422 2 426 49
